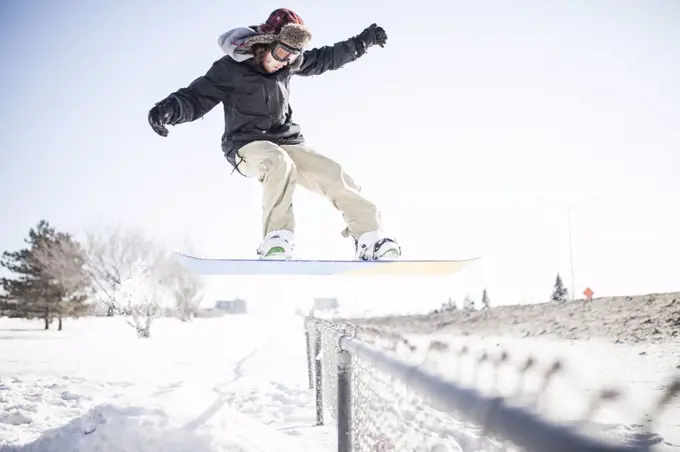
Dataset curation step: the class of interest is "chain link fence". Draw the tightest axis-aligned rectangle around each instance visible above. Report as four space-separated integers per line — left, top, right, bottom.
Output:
304 316 676 452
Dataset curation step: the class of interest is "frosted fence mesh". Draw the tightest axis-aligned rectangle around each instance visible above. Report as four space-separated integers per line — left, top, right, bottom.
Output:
310 319 673 452
352 330 518 452
314 321 514 452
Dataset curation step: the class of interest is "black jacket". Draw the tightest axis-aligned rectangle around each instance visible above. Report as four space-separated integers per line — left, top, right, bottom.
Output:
158 37 365 173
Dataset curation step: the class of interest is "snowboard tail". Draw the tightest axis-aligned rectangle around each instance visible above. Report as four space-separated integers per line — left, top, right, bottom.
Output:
173 253 479 276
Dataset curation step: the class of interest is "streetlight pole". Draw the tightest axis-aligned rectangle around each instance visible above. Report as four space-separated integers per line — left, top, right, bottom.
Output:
566 204 575 301
536 196 597 301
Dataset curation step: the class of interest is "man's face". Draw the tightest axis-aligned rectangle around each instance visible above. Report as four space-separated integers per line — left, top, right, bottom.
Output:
262 51 287 73
262 43 301 73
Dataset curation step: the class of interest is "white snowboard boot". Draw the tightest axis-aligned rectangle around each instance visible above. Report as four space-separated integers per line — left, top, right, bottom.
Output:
257 229 294 260
354 231 401 261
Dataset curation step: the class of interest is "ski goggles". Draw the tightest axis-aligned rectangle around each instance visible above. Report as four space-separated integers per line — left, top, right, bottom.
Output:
271 42 301 63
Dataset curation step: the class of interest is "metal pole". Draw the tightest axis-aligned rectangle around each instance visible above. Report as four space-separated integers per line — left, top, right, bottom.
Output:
538 197 585 301
314 329 324 426
337 348 352 452
305 327 314 390
567 205 575 300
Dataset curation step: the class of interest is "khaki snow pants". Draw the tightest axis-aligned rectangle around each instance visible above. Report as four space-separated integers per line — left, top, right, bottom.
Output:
235 141 382 240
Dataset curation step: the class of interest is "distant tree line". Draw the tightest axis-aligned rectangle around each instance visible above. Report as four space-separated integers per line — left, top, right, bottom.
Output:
0 219 203 337
431 288 491 314
430 272 571 314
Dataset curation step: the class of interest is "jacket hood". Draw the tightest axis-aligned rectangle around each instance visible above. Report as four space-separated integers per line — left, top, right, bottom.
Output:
217 27 258 62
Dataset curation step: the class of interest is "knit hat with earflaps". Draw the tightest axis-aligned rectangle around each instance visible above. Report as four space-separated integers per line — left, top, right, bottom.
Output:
240 8 312 70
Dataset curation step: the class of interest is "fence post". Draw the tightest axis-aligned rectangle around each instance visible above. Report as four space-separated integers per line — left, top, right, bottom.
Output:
337 345 352 452
314 323 324 426
305 323 314 390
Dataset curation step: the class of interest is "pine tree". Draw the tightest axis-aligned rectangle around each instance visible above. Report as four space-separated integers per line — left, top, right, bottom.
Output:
463 295 475 311
551 273 568 302
481 289 490 309
0 220 90 329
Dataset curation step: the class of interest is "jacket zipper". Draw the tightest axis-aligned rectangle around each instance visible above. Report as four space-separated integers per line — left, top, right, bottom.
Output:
263 84 271 118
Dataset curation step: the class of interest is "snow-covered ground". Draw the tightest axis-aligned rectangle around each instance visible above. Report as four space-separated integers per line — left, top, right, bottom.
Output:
1 308 677 452
0 314 335 451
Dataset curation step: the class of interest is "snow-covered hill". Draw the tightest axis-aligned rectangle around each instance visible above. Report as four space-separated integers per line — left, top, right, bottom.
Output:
349 291 680 344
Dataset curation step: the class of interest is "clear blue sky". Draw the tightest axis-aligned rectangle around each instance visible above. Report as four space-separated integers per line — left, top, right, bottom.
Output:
1 0 679 310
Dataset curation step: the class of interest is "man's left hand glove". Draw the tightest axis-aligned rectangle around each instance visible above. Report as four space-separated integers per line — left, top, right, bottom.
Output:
354 24 387 56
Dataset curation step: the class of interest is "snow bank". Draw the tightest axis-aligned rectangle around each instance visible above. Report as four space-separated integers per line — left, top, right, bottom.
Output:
1 399 325 452
0 314 334 452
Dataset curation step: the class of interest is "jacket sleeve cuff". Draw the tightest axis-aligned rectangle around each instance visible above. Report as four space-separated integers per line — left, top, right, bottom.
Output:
167 93 193 124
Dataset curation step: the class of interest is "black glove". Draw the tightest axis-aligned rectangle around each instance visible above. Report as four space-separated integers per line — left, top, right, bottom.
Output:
354 23 387 56
148 97 179 137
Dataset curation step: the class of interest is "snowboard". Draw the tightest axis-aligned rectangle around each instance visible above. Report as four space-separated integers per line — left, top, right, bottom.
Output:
173 252 480 276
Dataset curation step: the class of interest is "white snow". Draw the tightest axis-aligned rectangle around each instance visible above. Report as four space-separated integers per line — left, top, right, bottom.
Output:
0 314 335 452
2 312 677 452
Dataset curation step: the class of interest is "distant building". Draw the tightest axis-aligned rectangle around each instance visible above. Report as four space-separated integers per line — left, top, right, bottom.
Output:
313 297 338 310
308 297 340 318
214 298 248 314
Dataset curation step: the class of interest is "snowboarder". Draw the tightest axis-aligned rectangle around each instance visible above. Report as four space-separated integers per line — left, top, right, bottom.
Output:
147 8 401 261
